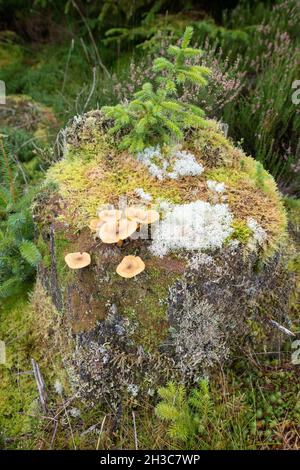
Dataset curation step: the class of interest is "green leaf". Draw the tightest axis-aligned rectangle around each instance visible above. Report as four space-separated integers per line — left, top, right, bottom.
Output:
19 240 41 267
0 277 20 298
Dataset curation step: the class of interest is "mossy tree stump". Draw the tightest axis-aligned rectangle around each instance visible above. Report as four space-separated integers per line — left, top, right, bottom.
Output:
33 111 293 405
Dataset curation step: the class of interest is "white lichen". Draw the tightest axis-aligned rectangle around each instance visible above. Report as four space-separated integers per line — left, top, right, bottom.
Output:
207 179 226 193
188 253 215 270
69 407 81 418
157 199 174 214
137 146 204 180
54 379 63 395
127 384 139 397
150 200 233 257
247 217 267 247
134 187 152 201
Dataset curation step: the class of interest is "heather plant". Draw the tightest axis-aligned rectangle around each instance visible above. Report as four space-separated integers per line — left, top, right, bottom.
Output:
102 27 211 152
110 34 246 121
225 28 300 193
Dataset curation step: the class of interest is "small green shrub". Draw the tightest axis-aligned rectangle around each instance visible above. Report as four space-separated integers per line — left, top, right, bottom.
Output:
102 27 210 152
155 379 253 449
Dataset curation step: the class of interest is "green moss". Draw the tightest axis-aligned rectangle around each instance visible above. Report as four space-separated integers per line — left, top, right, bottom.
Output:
229 219 251 244
45 118 287 258
47 132 182 229
0 281 76 449
0 295 40 448
99 262 181 352
54 235 73 287
207 155 276 193
192 121 232 156
36 235 50 268
207 155 287 252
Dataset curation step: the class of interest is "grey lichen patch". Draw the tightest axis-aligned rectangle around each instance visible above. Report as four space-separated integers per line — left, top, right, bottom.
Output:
65 303 177 406
168 287 227 374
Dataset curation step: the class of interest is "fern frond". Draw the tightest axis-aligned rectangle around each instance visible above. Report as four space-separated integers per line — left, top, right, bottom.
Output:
19 240 41 267
0 277 20 298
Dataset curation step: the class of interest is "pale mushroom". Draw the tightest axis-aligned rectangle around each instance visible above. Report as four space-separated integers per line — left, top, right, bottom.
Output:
89 218 103 232
116 255 145 278
125 207 160 225
98 209 122 223
64 252 91 269
99 218 138 244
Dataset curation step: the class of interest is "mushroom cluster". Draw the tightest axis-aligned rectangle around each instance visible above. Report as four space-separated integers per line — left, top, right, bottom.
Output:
64 206 159 278
96 206 159 277
90 206 159 246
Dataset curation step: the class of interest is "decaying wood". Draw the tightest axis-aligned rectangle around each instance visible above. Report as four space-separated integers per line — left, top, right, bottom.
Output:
50 224 63 311
269 319 296 337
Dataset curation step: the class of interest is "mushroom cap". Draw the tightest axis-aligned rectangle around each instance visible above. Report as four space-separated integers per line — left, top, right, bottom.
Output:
98 209 122 223
116 255 145 278
64 252 91 269
125 207 160 224
99 218 138 243
89 218 103 232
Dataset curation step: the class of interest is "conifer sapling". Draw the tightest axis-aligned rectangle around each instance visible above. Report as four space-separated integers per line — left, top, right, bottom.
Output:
102 26 211 153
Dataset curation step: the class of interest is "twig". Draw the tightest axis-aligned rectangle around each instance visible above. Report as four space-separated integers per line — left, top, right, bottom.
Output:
71 0 110 78
59 392 77 450
80 37 91 65
96 415 107 450
12 153 28 188
269 319 296 337
83 66 97 112
31 359 47 412
50 419 59 449
62 38 75 93
132 411 138 450
14 370 34 376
